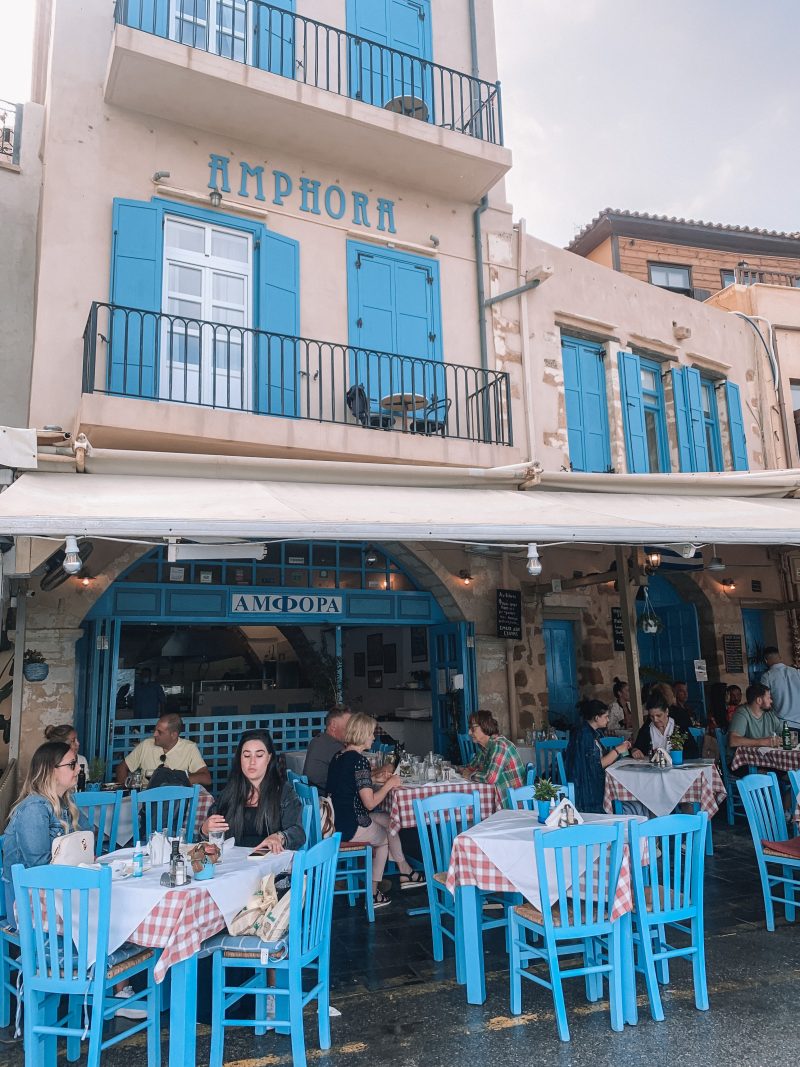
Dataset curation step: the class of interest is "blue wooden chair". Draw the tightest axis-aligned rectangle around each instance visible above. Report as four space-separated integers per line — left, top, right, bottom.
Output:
689 726 705 752
737 772 800 931
11 861 160 1067
74 790 123 856
628 812 709 1022
131 784 200 844
206 835 341 1067
715 728 747 825
534 739 568 785
789 768 800 837
457 733 477 765
0 836 20 1030
507 821 626 1041
599 736 624 751
507 782 575 809
293 780 322 849
287 769 309 787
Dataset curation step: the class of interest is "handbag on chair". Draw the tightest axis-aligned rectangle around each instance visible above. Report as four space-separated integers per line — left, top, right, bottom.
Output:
51 830 95 865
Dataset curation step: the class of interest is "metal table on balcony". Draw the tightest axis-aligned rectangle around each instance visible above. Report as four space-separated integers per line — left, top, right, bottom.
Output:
380 392 427 432
383 96 430 122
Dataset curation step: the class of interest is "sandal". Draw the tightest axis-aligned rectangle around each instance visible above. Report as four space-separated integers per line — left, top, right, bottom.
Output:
373 889 391 909
399 870 427 890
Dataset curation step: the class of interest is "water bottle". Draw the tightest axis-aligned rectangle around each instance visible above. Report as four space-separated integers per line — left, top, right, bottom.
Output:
132 841 145 878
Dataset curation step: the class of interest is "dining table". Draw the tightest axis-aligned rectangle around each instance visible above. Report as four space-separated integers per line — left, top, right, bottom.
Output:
445 808 645 1010
729 743 800 775
388 776 500 836
380 392 427 432
98 843 293 1067
603 758 726 819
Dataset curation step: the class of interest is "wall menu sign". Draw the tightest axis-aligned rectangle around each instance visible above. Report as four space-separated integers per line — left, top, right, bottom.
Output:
611 608 625 652
496 589 522 640
232 593 343 615
723 633 745 674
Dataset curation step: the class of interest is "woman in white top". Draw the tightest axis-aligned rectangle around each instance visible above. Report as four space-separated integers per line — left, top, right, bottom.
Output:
607 678 632 734
44 723 89 776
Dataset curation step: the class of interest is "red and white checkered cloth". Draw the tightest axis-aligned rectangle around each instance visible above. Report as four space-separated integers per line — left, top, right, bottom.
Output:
194 788 214 837
603 765 726 818
128 886 225 982
388 781 500 836
730 746 800 775
446 831 636 920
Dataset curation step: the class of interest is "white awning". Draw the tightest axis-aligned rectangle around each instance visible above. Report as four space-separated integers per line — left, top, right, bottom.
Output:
1 471 800 546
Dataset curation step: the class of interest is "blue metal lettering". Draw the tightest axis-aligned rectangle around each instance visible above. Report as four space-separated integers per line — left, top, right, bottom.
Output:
272 170 293 206
208 153 231 194
299 177 322 215
376 198 397 234
239 162 266 201
352 191 371 228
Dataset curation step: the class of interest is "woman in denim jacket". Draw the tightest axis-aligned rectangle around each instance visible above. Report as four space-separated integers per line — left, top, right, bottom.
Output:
2 741 86 924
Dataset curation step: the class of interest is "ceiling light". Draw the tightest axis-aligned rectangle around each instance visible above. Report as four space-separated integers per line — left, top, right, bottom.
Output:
707 545 725 572
645 550 661 570
62 536 83 575
365 546 378 566
458 569 472 586
526 543 542 577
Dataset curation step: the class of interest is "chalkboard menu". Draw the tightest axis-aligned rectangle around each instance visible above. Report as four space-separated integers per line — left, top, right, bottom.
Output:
496 589 522 640
611 607 625 652
723 633 744 674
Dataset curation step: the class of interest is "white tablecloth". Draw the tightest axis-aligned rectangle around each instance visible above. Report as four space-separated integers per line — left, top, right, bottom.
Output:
92 844 293 965
462 808 645 908
605 760 717 817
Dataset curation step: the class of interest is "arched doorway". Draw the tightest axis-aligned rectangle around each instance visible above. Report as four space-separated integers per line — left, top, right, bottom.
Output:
637 575 705 715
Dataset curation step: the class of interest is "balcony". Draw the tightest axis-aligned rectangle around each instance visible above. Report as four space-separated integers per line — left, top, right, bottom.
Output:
81 302 513 452
0 100 19 165
731 265 800 287
106 1 511 201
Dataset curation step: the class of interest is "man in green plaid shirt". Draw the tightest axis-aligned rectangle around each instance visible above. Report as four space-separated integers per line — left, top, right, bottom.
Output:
463 709 525 804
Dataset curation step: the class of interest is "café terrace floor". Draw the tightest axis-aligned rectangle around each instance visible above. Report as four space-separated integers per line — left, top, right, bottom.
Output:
2 819 798 1066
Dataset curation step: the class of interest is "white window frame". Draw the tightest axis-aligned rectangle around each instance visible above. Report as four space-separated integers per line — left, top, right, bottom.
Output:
169 0 252 63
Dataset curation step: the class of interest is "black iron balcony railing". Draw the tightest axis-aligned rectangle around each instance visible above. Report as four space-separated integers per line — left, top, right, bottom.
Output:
82 302 513 446
0 101 20 164
115 0 503 146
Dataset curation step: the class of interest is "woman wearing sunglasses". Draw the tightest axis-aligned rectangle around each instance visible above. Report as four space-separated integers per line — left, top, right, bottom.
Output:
2 741 87 923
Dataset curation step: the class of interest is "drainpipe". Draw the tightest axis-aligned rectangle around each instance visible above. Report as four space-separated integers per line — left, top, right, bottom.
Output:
468 0 480 80
474 195 489 372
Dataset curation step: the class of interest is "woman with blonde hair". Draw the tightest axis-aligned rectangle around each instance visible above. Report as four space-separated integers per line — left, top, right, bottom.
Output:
44 722 89 777
326 713 425 909
2 741 86 922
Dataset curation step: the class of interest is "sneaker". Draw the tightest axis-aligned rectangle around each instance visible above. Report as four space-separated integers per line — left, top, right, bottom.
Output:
113 985 147 1020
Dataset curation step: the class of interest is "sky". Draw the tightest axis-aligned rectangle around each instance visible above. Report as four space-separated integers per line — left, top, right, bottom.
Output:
2 1 799 247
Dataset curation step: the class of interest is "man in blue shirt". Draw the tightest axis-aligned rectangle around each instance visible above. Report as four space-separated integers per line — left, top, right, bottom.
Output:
760 646 800 730
132 667 166 719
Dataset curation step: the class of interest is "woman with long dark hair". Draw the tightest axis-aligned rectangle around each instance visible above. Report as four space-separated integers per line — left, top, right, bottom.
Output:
201 730 305 851
565 699 631 812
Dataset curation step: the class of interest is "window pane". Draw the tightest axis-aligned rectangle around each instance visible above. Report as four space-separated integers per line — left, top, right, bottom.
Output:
644 410 659 473
169 263 202 297
212 272 246 305
165 219 205 254
790 381 800 413
211 230 249 263
701 386 711 415
640 368 658 393
167 297 202 319
720 270 735 287
212 306 246 327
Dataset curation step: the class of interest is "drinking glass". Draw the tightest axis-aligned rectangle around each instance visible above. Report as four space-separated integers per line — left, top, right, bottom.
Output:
208 829 225 860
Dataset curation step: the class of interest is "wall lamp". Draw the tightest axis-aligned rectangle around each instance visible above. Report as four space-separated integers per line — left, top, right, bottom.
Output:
209 187 222 207
645 550 661 570
152 171 171 183
365 546 378 566
722 578 736 592
458 569 473 586
526 543 542 577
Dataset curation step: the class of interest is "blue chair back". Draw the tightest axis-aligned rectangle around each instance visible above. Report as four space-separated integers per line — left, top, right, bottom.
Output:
73 790 123 856
789 769 800 836
131 784 200 843
629 813 707 921
533 821 625 935
412 791 482 877
0 836 7 924
737 772 788 845
689 727 705 751
287 769 308 786
12 861 112 992
294 780 322 849
599 736 623 751
457 733 477 764
290 834 341 963
507 782 575 810
534 740 568 785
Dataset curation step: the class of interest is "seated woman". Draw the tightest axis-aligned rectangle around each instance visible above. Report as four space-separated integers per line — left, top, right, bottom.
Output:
566 699 631 813
202 729 305 852
44 722 89 777
607 678 632 734
461 709 525 804
326 713 424 910
2 741 86 923
630 693 700 761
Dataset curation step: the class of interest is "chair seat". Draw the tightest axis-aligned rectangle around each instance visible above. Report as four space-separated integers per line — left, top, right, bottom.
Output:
200 931 287 961
433 872 448 885
106 943 154 980
339 841 369 853
762 837 800 861
514 901 552 926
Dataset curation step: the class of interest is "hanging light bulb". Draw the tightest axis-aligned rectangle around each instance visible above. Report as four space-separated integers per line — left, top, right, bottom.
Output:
62 536 83 576
526 543 542 577
707 544 725 572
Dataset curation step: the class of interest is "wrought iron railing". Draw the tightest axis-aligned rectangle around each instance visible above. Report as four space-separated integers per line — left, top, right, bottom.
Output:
114 0 503 145
82 302 513 445
0 101 19 164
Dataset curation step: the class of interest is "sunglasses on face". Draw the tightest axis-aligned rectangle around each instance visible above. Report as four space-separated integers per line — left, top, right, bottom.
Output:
57 759 78 771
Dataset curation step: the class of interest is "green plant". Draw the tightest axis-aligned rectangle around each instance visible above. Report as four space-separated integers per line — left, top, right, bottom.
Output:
304 643 343 707
23 649 46 665
533 777 560 802
669 729 687 752
88 757 106 783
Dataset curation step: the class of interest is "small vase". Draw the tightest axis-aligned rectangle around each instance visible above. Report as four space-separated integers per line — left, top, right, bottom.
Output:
23 662 49 682
193 859 215 881
537 799 551 823
671 749 684 766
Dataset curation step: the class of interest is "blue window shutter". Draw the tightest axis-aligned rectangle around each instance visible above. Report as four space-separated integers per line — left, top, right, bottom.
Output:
253 0 294 77
618 351 648 473
578 344 611 472
257 229 299 416
109 198 162 397
672 368 695 472
561 339 586 471
348 0 431 106
725 380 749 470
684 366 710 471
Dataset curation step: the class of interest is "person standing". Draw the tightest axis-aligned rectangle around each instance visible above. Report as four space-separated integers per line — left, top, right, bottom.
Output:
303 704 351 792
760 647 800 730
132 668 166 720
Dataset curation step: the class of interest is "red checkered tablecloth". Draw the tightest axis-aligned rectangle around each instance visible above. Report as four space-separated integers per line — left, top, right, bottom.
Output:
129 886 225 982
194 788 214 835
446 824 636 920
730 746 800 774
603 764 726 818
388 781 500 835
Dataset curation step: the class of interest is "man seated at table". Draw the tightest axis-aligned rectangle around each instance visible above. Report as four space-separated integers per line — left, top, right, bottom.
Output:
115 713 212 788
303 705 351 793
728 684 782 749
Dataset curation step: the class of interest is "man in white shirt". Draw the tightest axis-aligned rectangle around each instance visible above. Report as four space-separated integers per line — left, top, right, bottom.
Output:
760 646 800 730
115 713 212 787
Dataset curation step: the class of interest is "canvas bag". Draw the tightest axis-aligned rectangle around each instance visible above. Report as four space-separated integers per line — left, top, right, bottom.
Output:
51 829 95 865
319 796 336 839
227 872 300 943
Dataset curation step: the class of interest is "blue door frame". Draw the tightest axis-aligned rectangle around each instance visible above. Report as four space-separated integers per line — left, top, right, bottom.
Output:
742 608 767 684
636 576 706 718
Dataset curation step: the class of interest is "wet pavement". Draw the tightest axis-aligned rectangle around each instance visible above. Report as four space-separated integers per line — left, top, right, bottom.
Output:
3 819 799 1065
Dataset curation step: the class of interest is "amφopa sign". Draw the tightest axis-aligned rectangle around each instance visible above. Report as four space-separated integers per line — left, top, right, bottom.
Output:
232 593 344 615
208 153 397 234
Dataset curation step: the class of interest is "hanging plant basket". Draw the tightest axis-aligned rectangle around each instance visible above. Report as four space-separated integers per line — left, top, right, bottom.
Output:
638 588 664 636
23 662 49 682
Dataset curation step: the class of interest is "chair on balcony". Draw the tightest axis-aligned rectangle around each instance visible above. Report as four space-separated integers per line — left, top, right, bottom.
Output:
412 397 451 437
346 384 395 429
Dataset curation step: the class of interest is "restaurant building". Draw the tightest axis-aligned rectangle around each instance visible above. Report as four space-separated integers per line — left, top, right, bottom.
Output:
1 0 800 787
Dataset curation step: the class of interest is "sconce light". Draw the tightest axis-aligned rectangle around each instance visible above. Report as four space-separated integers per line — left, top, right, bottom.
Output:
526 543 542 577
458 569 472 586
62 536 83 576
722 578 736 592
645 550 661 571
209 187 222 207
152 171 170 183
365 546 378 566
80 575 92 588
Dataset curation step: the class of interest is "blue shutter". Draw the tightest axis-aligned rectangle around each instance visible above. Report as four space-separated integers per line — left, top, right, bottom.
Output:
257 229 299 416
684 366 710 472
349 0 391 104
725 380 749 471
254 0 294 77
671 368 694 471
350 250 395 408
577 344 612 472
109 198 162 397
618 351 648 473
561 339 586 471
122 0 168 35
349 0 431 108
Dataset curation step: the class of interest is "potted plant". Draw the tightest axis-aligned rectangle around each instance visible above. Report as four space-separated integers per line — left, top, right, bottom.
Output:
23 649 49 682
533 777 560 823
669 729 687 766
87 757 106 790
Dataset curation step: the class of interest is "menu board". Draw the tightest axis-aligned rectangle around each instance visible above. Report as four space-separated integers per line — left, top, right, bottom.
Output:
611 607 626 651
723 633 744 674
496 589 522 640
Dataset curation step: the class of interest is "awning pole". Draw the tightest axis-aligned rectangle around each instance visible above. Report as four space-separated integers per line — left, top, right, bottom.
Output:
615 546 643 730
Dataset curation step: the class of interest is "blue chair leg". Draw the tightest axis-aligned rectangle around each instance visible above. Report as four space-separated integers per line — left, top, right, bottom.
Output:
317 954 332 1050
345 863 357 907
691 915 709 1011
620 911 638 1026
508 912 522 1016
608 925 624 1033
364 848 374 922
43 993 60 1067
784 865 797 922
640 923 665 1022
459 886 486 1004
209 956 225 1067
66 997 82 1061
255 970 269 1037
655 925 670 984
760 862 776 932
288 967 307 1067
549 948 570 1042
0 946 10 1029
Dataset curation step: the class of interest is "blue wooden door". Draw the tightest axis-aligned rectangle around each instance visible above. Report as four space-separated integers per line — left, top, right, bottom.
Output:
742 608 766 684
636 576 706 716
348 0 431 111
430 622 476 756
542 620 579 726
